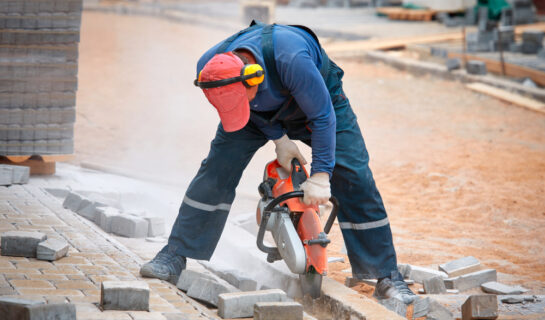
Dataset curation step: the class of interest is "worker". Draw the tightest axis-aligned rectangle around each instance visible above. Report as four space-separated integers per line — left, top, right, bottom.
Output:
140 21 416 304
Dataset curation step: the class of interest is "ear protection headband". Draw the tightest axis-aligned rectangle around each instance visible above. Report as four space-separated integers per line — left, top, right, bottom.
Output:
194 64 265 89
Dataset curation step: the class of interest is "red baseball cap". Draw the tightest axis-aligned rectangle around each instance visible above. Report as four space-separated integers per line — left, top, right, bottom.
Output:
198 52 250 132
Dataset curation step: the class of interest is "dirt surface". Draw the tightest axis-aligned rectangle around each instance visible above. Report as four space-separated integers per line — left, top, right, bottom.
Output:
75 11 545 302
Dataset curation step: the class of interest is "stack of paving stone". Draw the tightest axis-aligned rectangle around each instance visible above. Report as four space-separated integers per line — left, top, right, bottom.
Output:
467 7 515 53
511 0 536 25
62 191 166 238
0 0 83 156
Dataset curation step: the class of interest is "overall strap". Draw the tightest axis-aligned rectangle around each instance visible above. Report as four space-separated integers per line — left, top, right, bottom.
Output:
216 20 263 54
261 24 290 96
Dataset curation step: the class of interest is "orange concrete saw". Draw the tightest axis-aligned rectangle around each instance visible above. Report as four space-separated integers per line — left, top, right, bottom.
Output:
256 158 339 298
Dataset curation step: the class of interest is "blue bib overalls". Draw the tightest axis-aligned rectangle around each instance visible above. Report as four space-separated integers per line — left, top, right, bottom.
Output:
167 23 399 280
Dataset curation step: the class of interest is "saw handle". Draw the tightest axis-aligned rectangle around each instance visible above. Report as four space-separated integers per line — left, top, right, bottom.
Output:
256 191 339 256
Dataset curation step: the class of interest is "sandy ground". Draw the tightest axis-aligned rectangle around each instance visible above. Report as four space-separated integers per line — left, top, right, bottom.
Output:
74 11 545 299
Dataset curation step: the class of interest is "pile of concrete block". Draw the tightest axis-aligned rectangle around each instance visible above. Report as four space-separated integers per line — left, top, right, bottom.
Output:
466 7 515 53
0 0 83 156
0 164 30 185
0 297 76 320
62 191 165 238
510 0 536 25
1 231 69 261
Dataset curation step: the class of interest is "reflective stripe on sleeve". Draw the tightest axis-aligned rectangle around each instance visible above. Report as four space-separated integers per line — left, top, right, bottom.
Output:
339 217 389 230
183 195 231 212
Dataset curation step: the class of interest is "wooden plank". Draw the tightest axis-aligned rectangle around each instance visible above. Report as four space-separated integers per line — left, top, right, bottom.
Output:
448 52 545 87
466 82 545 114
325 22 545 54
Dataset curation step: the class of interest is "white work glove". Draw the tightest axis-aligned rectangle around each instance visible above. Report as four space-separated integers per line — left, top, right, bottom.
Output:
273 135 307 172
299 172 331 206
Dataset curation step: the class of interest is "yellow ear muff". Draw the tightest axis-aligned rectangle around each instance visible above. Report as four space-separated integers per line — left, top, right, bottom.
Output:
197 71 202 82
242 64 265 87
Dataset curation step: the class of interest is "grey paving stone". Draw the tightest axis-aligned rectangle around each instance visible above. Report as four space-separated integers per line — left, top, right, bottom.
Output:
461 294 498 320
444 269 497 291
423 276 447 294
521 41 543 54
75 200 102 222
501 296 523 304
522 30 545 44
6 165 30 184
378 297 407 317
538 48 545 59
1 230 47 257
177 268 218 292
27 303 76 320
218 289 287 319
0 165 13 186
96 207 120 233
481 281 527 295
409 265 448 283
254 301 303 320
239 277 258 291
36 237 69 261
101 281 149 311
413 297 429 318
397 263 411 279
111 214 149 238
144 216 165 237
344 276 361 287
62 192 82 211
466 60 487 75
446 58 461 71
186 277 239 307
427 299 454 320
0 297 45 319
439 256 481 277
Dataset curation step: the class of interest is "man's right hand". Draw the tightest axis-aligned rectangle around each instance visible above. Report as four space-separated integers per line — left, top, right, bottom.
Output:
273 135 307 172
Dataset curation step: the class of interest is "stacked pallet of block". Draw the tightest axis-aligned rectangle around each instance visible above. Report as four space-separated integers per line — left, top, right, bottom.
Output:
0 0 83 155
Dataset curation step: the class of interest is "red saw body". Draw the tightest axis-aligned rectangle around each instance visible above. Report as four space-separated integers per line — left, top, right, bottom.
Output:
256 159 338 298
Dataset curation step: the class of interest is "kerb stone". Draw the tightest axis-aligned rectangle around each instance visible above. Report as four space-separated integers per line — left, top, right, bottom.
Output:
0 297 45 319
481 281 526 295
101 281 149 311
144 216 165 237
111 215 149 238
254 301 303 320
186 277 239 307
37 238 69 261
218 289 287 318
439 256 481 277
27 303 76 320
62 192 82 211
461 295 498 320
176 268 217 292
444 269 497 291
1 231 47 257
409 265 448 283
423 276 447 294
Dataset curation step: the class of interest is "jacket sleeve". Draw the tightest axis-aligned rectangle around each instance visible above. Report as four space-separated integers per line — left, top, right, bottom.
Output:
279 51 336 177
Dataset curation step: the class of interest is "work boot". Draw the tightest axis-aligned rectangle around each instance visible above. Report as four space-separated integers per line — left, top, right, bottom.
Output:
140 245 186 285
373 270 417 304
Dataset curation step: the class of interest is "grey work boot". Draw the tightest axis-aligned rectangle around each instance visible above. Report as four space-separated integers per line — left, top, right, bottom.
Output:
140 245 186 285
373 271 417 304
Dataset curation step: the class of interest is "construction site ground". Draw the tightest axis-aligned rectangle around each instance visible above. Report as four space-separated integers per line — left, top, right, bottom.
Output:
3 1 544 319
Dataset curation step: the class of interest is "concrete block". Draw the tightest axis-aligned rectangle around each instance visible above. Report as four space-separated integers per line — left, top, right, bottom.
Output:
1 231 47 257
111 214 149 238
423 276 447 294
239 277 258 291
522 30 545 44
96 207 120 233
521 41 543 54
398 264 411 279
176 268 217 292
481 282 527 295
76 200 102 222
0 165 13 185
254 301 303 320
413 297 430 318
409 265 448 283
439 256 481 277
427 299 454 320
446 58 461 71
218 289 287 319
466 60 487 75
186 277 239 307
6 165 29 184
36 238 69 261
444 269 497 291
100 281 149 311
461 295 498 320
27 303 76 320
378 297 407 317
538 48 545 59
144 216 165 237
0 297 45 319
62 192 82 211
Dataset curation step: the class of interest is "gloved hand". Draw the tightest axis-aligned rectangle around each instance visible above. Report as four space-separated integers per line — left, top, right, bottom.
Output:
273 135 307 172
300 172 331 206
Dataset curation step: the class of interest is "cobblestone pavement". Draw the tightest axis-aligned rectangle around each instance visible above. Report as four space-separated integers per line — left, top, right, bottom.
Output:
0 184 216 320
